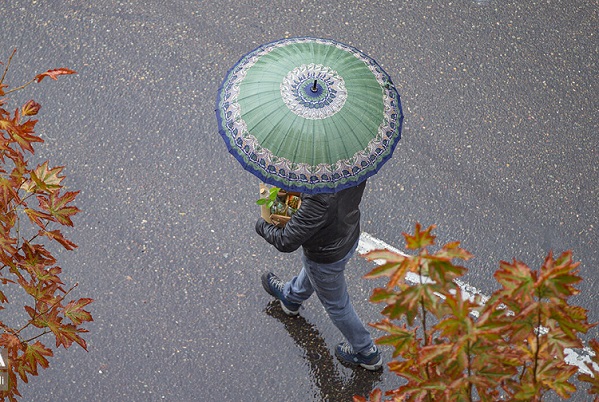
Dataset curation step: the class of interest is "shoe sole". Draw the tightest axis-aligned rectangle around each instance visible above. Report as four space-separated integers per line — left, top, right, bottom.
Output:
335 351 383 371
359 356 383 371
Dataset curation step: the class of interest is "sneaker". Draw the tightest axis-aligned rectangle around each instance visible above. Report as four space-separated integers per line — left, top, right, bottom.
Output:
261 272 301 316
335 342 383 371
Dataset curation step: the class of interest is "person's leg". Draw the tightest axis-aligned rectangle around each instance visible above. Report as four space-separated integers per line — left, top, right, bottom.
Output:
302 241 374 354
284 266 314 304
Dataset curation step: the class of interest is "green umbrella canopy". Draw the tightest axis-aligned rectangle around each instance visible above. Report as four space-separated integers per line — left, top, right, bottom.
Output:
216 37 403 194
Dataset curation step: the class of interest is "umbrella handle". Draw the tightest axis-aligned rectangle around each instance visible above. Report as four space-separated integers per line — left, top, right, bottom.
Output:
311 80 318 93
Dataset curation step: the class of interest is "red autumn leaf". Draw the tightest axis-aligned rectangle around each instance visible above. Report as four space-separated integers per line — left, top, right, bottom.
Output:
0 225 18 255
53 322 89 350
0 175 19 205
493 259 535 302
23 341 53 375
34 68 77 83
64 298 93 325
20 241 57 270
436 241 474 261
537 250 581 299
369 287 399 304
7 116 42 154
363 248 408 264
37 190 80 226
403 222 436 250
24 207 52 229
372 320 418 358
39 229 77 250
21 100 41 117
0 332 23 352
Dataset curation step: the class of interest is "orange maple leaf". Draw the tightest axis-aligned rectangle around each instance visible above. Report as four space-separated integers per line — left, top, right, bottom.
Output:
39 229 77 250
34 68 76 83
37 190 80 226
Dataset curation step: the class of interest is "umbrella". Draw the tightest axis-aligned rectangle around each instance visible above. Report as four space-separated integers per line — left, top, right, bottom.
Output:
216 37 403 194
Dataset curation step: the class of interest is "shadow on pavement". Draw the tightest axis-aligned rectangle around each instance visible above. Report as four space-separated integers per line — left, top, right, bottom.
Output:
264 301 383 401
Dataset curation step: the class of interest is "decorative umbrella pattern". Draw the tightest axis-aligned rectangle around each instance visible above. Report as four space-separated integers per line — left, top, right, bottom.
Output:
216 37 403 194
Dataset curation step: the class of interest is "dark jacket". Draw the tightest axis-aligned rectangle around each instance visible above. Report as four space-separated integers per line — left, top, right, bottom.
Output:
255 181 366 263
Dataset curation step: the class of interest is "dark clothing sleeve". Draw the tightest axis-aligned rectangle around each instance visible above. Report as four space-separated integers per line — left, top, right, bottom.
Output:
255 181 366 263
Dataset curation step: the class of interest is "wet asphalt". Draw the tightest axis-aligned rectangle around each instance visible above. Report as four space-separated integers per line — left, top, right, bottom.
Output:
1 0 597 401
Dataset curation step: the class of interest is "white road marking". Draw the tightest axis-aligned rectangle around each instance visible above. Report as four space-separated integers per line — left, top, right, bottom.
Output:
358 231 598 375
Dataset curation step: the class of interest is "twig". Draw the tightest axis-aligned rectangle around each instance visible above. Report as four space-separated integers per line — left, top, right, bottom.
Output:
0 48 17 86
4 78 37 95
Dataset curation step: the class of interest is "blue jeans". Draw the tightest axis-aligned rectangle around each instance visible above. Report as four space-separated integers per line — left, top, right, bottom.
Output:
283 240 374 354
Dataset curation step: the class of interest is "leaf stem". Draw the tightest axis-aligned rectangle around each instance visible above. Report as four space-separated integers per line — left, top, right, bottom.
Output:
4 78 36 95
467 340 473 402
24 330 51 343
418 258 433 402
419 260 428 346
533 288 542 385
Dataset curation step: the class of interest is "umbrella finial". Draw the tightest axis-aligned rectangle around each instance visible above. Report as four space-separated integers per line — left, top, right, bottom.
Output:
311 80 318 93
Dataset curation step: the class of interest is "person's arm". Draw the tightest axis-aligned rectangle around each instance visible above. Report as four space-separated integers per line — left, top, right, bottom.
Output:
255 194 330 253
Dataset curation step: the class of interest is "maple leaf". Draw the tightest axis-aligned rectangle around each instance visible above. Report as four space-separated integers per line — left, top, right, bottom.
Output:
542 321 583 360
21 100 41 117
24 207 52 229
39 228 77 250
0 175 19 205
372 319 418 357
5 113 42 154
535 359 578 399
403 223 436 250
37 190 80 226
364 255 417 289
493 259 535 303
19 241 57 271
426 258 467 288
387 359 429 383
34 68 77 83
27 161 65 193
0 229 17 255
369 287 399 304
64 298 93 325
0 115 16 133
435 241 474 261
435 293 476 338
54 323 89 350
364 260 404 279
23 341 53 376
548 303 595 340
537 250 581 300
0 332 23 353
363 249 407 265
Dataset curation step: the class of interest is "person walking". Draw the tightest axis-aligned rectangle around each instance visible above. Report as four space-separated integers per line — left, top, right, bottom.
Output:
256 180 382 371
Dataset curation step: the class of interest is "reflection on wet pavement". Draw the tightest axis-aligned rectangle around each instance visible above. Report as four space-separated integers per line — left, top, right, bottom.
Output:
265 302 382 401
